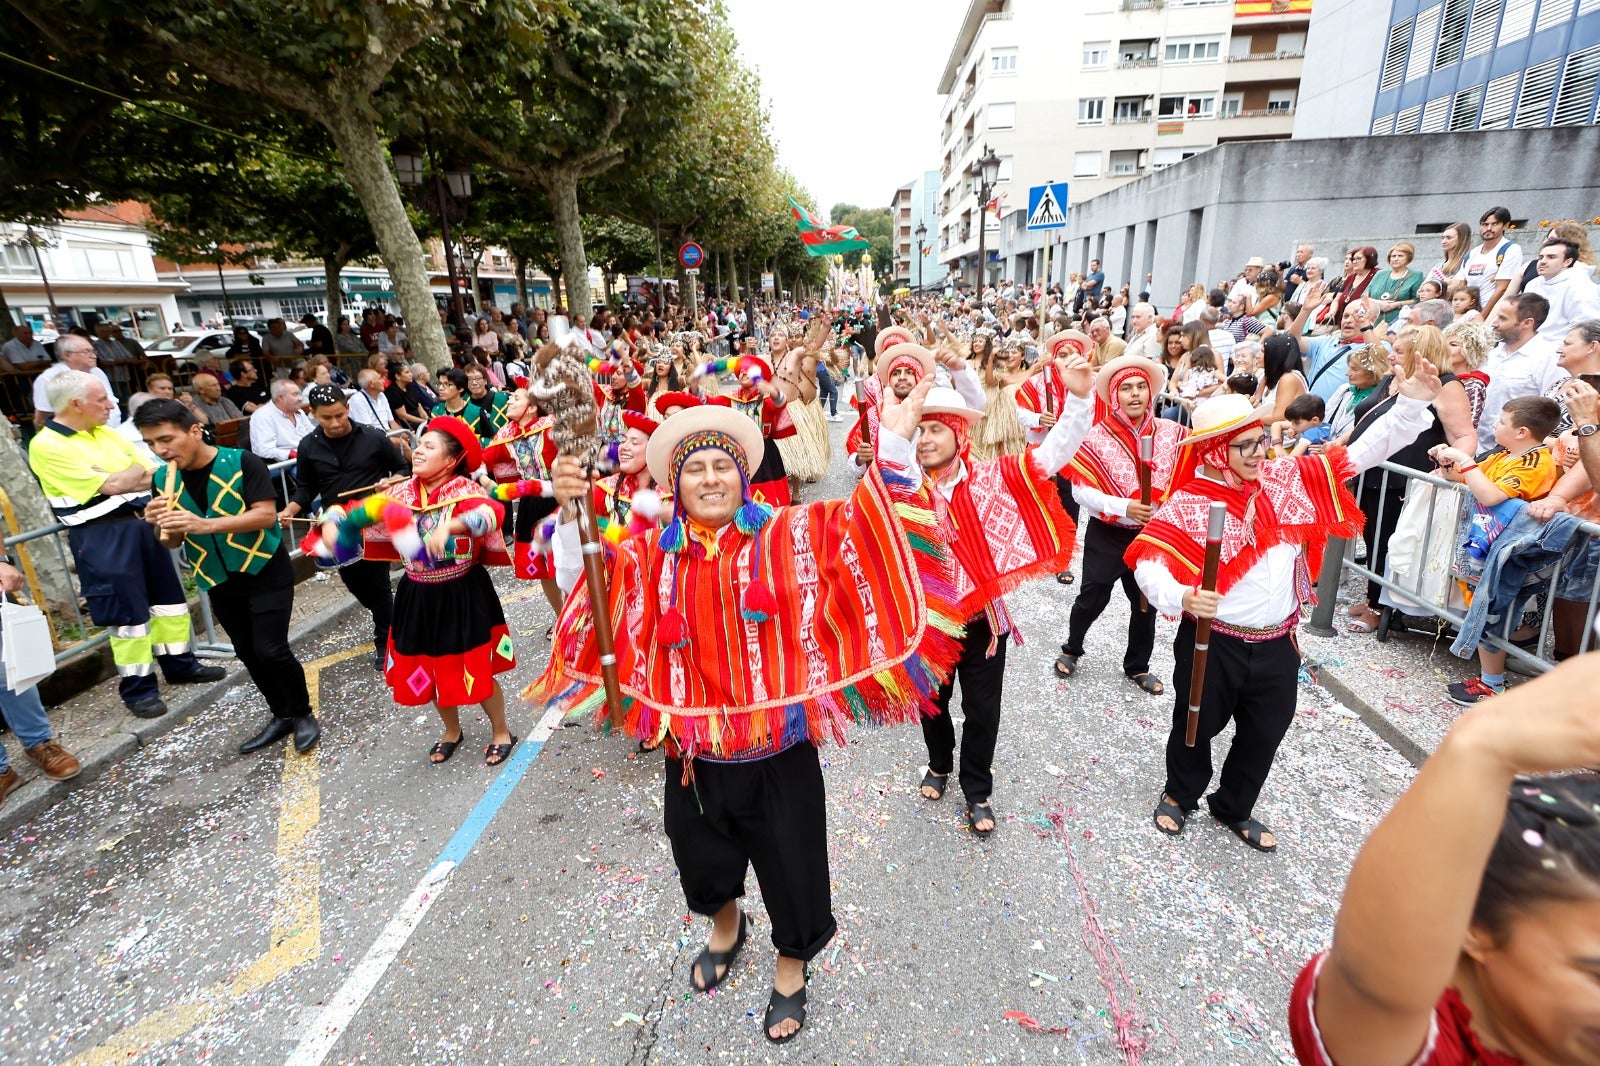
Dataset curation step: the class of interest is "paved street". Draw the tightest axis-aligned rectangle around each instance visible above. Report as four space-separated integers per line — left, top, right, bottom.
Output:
1 419 1419 1065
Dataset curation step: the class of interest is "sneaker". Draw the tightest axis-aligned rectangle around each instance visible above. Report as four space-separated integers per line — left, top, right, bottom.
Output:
26 741 81 781
174 665 227 684
1447 677 1504 706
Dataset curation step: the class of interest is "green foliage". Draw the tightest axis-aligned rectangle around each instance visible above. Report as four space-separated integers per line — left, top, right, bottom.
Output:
828 205 895 274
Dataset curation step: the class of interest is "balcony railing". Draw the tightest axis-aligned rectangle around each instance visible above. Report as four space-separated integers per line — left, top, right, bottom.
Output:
1226 50 1306 62
1122 0 1164 8
1116 56 1160 68
1112 113 1153 124
1222 106 1297 119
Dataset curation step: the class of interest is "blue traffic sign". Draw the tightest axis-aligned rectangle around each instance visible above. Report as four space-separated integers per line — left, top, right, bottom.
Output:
1025 183 1069 231
678 242 705 269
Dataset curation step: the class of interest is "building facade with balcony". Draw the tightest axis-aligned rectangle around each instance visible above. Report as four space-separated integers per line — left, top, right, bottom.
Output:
933 0 1308 290
890 171 949 291
1295 0 1600 138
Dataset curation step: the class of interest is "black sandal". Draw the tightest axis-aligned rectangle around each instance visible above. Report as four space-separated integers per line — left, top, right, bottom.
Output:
1153 795 1188 837
1127 672 1164 695
428 735 462 765
484 736 518 767
763 982 808 1044
919 769 949 801
966 799 997 836
1053 652 1080 678
1056 570 1075 585
1214 814 1277 853
690 911 748 993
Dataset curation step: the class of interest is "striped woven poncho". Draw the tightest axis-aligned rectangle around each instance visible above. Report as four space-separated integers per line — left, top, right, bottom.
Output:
527 463 964 762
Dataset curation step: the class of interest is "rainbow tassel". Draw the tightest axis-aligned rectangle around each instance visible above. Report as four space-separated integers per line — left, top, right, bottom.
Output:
735 498 773 535
658 515 686 553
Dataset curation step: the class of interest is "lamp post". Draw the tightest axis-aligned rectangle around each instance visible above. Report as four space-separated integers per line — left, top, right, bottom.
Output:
970 145 1001 305
914 221 927 294
392 126 473 324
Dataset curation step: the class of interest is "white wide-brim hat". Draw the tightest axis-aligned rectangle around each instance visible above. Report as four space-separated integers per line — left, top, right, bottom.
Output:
919 385 981 423
645 404 765 487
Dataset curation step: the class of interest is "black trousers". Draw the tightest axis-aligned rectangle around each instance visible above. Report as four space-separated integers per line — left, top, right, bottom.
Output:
338 560 393 648
1053 474 1081 528
923 613 1008 804
1359 468 1408 609
1063 519 1156 675
1164 618 1300 824
664 743 836 962
209 582 312 720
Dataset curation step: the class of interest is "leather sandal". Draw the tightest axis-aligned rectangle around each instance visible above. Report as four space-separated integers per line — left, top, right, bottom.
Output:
1213 813 1278 852
484 736 518 766
919 769 949 801
966 799 997 837
1053 652 1080 678
1127 672 1164 695
1153 795 1188 837
763 982 808 1044
429 735 462 765
690 911 749 993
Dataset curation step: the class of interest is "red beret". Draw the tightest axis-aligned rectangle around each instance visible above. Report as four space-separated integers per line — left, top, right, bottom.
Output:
423 415 483 472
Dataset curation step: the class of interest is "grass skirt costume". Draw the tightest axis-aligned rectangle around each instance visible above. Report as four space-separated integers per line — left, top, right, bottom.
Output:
483 417 559 581
776 392 831 483
323 473 516 707
709 391 794 508
972 382 1027 462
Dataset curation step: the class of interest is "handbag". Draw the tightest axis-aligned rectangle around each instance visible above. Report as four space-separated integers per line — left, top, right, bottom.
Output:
2 599 55 693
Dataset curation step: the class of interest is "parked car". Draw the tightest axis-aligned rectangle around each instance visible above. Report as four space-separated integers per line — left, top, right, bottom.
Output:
145 330 257 365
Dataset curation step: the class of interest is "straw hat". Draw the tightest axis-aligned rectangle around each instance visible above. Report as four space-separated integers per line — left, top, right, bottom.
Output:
645 404 765 486
876 342 936 386
919 386 981 423
1182 393 1269 449
874 325 917 356
1043 329 1092 359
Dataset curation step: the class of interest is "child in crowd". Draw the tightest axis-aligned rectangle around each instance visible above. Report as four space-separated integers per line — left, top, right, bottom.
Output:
1393 279 1445 331
1448 281 1482 324
1270 393 1330 457
1172 346 1220 414
1290 652 1600 1066
1432 395 1561 705
1225 372 1258 399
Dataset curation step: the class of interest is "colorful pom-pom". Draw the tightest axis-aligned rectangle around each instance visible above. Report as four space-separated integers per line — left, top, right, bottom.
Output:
735 498 773 535
658 605 689 649
658 515 686 553
742 580 778 623
631 487 663 523
602 520 624 545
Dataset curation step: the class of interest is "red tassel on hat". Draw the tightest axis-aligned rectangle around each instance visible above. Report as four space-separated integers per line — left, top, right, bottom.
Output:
658 605 689 648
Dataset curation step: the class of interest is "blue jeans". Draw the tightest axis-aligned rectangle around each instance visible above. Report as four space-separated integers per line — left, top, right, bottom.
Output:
817 365 838 416
0 661 52 773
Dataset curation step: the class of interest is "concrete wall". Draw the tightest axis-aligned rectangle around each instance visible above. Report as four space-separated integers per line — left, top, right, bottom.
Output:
1058 126 1600 308
1292 0 1390 140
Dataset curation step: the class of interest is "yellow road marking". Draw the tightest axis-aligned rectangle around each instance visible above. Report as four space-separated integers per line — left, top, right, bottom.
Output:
65 643 371 1065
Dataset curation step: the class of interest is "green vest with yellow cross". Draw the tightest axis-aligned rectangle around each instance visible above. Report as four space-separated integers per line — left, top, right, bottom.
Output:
154 447 282 590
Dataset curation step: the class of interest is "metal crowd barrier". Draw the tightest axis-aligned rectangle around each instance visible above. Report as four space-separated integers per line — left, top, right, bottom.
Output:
1306 459 1600 675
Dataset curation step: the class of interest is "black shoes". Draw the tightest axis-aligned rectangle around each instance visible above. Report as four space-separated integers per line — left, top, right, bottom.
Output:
239 715 321 755
175 665 228 684
127 698 169 719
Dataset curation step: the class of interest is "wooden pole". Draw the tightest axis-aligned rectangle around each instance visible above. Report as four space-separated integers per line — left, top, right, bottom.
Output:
1185 502 1227 748
1137 434 1152 612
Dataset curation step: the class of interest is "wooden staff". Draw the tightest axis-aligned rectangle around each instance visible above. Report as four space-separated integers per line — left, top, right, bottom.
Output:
571 479 625 729
854 379 871 446
335 474 408 500
1137 436 1152 612
1185 502 1227 748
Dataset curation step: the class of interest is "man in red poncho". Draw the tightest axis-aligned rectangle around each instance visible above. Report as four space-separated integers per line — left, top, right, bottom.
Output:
1129 358 1443 853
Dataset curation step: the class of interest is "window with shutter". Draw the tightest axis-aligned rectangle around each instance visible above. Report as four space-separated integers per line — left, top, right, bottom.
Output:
1372 112 1397 134
1500 0 1537 42
1380 21 1412 90
1465 0 1503 56
1480 71 1519 126
1579 0 1600 14
1420 95 1452 130
1535 0 1574 33
1514 58 1560 125
1396 104 1424 132
1407 5 1442 80
1435 0 1473 67
1450 84 1484 128
1553 45 1600 124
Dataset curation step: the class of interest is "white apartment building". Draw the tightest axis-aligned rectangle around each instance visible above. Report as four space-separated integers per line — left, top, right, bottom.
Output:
935 0 1308 289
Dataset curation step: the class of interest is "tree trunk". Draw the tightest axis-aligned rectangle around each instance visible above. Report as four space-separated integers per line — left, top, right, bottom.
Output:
322 254 346 341
0 429 76 613
601 269 614 308
0 283 13 330
544 168 592 317
548 267 564 312
320 107 448 369
714 251 722 304
514 256 528 307
730 256 741 304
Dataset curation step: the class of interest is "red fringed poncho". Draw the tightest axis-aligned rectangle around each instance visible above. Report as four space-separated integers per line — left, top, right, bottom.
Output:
1124 447 1364 596
527 465 964 762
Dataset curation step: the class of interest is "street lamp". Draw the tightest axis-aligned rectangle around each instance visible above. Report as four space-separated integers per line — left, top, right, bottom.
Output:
970 145 1001 304
392 126 473 323
914 221 927 293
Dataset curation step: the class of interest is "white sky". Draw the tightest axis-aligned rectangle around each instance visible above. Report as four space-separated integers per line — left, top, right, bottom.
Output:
722 0 970 222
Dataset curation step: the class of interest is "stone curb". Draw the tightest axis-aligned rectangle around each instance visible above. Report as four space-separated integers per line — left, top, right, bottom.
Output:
0 590 365 835
1314 662 1430 768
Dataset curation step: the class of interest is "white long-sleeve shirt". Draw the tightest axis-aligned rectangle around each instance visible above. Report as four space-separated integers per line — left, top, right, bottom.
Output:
249 403 316 462
1133 394 1435 628
1072 482 1133 525
1478 335 1566 454
876 391 1093 499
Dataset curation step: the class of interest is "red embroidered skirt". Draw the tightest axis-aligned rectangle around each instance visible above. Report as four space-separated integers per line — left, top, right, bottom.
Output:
386 563 515 706
511 495 558 581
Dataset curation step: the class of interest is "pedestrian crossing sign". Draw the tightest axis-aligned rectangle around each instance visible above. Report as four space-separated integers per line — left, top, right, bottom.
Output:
1026 183 1068 231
